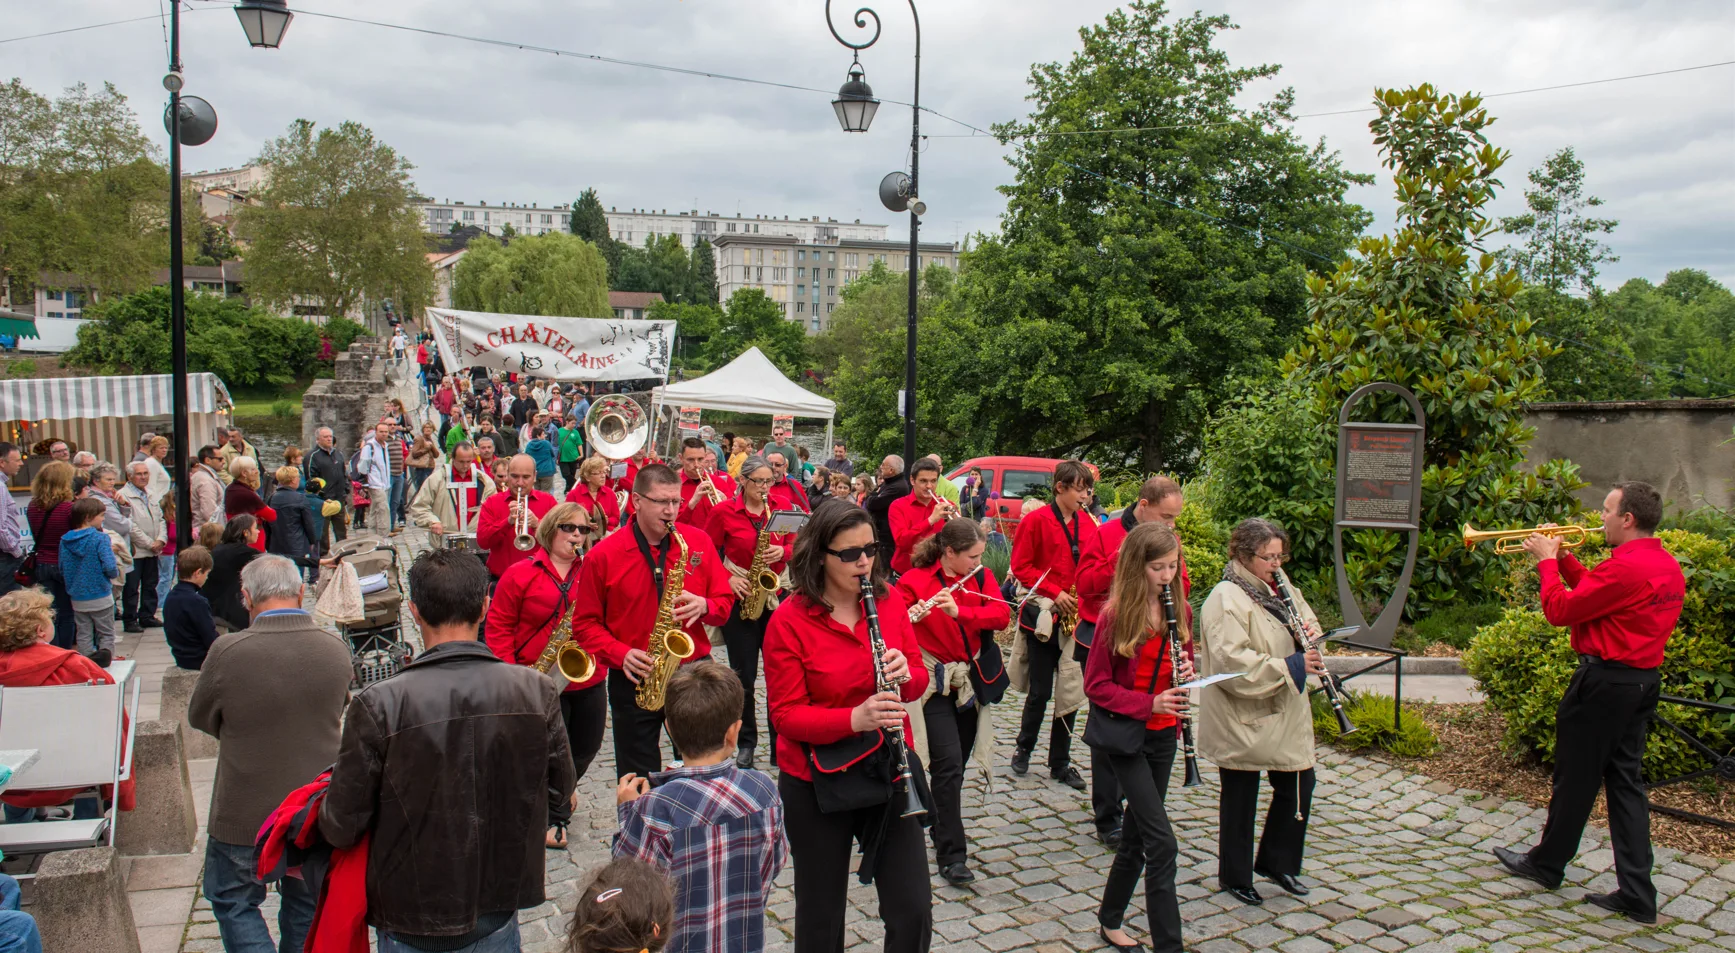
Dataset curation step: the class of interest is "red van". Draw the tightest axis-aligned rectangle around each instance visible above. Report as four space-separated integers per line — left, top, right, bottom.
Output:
945 456 1101 540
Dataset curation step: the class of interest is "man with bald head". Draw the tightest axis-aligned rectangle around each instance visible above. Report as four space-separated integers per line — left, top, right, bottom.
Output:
476 453 558 585
864 453 911 567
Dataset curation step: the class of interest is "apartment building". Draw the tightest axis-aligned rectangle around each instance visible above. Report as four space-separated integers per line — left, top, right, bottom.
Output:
711 234 959 334
415 199 890 249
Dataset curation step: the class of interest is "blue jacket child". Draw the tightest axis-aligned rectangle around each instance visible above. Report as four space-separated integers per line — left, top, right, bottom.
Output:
61 523 120 603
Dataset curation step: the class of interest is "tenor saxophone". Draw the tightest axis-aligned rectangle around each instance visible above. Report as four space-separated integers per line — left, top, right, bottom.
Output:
533 604 595 684
635 523 695 711
739 515 781 621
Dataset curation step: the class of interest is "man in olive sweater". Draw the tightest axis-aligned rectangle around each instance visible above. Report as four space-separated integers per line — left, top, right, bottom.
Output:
188 555 353 953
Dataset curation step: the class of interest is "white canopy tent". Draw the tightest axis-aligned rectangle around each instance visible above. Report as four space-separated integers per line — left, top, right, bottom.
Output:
650 347 837 450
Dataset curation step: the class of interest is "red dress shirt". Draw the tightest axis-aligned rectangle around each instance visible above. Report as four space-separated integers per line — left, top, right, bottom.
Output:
887 493 943 574
475 488 557 578
762 588 929 782
677 472 725 530
484 550 604 691
895 564 1010 664
1076 511 1191 624
564 482 622 533
572 521 734 669
769 477 811 514
1539 537 1684 670
1011 503 1098 598
705 499 793 574
1084 621 1178 730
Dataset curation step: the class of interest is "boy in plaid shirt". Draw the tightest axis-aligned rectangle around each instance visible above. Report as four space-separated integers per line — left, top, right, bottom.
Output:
614 662 787 953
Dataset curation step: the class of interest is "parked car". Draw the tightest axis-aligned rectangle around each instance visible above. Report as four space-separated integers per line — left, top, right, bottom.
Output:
945 456 1101 540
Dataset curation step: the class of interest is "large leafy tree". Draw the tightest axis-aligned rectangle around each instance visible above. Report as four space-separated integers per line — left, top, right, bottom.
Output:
649 300 723 374
450 231 610 318
689 238 718 305
703 288 806 378
1205 85 1586 616
235 119 433 323
615 234 697 302
959 2 1371 473
1497 146 1618 295
568 187 622 281
1606 270 1735 398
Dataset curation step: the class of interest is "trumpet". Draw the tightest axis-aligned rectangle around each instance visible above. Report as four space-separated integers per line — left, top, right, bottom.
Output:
699 467 726 505
1463 522 1601 555
512 488 536 552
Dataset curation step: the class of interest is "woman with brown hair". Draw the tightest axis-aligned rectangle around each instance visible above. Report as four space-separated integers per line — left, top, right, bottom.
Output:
1084 522 1195 952
563 455 621 538
25 461 79 648
224 457 275 553
408 421 440 495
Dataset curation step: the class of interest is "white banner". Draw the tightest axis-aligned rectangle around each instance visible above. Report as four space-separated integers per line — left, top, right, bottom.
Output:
426 307 675 382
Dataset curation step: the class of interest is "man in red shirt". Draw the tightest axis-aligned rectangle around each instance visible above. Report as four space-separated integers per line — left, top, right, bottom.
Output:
763 449 811 514
888 458 954 574
475 454 558 584
1493 481 1684 925
572 463 735 780
676 437 727 529
1008 459 1099 790
1074 475 1186 846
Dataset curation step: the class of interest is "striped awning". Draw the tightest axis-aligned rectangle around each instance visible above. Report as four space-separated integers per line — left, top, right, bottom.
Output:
0 309 38 340
0 373 232 421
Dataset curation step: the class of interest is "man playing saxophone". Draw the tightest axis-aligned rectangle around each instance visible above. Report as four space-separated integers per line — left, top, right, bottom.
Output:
574 463 736 780
475 454 558 589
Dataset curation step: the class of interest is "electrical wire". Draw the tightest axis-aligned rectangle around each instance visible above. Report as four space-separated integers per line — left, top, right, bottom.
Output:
0 13 189 45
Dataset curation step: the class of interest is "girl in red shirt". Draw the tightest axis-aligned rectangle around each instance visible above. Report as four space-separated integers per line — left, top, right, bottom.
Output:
1083 522 1194 953
704 455 793 770
894 518 1009 887
762 499 931 952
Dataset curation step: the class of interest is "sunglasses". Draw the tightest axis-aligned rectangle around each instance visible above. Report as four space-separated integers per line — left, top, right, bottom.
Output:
556 522 588 535
825 544 877 563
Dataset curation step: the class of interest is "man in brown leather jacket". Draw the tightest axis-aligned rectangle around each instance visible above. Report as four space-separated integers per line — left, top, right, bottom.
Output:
320 548 577 952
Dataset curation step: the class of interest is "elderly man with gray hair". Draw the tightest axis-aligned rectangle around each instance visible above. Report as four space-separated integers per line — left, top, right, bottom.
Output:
188 554 353 953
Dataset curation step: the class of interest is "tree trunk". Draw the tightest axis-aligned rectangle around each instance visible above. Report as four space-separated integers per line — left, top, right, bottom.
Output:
1139 400 1166 474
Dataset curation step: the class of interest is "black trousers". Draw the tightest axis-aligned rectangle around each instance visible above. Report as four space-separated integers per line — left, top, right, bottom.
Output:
607 668 674 780
720 604 774 751
558 459 578 490
122 556 159 625
1100 729 1183 953
1528 661 1659 916
1075 626 1124 834
1014 628 1074 770
779 773 932 953
1218 766 1314 888
550 682 608 824
923 689 980 868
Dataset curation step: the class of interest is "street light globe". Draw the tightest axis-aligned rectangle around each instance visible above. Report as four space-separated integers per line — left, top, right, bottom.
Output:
234 0 293 49
832 61 880 134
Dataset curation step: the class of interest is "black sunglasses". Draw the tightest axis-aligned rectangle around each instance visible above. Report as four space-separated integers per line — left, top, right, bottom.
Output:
556 522 588 535
824 544 877 563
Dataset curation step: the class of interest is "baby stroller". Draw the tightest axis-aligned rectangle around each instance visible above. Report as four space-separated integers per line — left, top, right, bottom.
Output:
323 538 413 690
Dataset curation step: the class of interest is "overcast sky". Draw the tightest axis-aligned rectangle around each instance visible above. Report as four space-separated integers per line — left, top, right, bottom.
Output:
9 0 1733 287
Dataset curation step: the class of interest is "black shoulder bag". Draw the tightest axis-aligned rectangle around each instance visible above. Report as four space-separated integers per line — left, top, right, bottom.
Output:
965 572 1011 706
15 504 48 586
1083 633 1164 757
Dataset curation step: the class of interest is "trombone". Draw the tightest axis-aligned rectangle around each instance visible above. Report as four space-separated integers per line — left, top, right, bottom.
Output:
512 488 536 552
1462 522 1601 555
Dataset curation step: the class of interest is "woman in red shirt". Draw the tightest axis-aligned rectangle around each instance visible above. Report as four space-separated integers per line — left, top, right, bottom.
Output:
894 518 1009 887
762 499 931 952
1082 522 1194 953
486 501 602 848
564 455 622 542
223 457 275 553
705 455 793 771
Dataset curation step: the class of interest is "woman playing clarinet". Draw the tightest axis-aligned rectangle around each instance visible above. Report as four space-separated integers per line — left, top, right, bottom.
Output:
894 518 1010 886
1084 522 1194 953
763 499 932 952
706 455 794 770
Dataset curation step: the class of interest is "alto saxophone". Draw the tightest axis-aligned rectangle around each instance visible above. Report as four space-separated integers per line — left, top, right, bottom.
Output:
1050 583 1080 643
533 604 596 684
739 515 782 621
635 523 695 711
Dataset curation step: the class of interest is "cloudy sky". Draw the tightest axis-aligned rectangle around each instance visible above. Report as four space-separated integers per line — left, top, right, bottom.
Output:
9 0 1733 287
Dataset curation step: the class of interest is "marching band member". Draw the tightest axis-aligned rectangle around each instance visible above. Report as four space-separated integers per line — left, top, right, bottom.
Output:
572 464 735 780
1084 522 1193 953
565 454 622 536
485 502 604 849
1077 476 1188 846
676 437 727 530
895 517 1010 886
887 457 953 576
476 454 558 584
406 441 497 540
763 499 931 952
1199 518 1327 907
704 455 794 770
764 449 812 514
1008 459 1099 790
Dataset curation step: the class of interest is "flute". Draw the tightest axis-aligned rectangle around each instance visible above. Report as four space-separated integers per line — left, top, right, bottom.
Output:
907 564 983 621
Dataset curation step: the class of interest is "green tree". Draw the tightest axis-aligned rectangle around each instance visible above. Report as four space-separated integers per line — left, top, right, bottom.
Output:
1497 146 1618 295
957 2 1372 473
702 288 806 378
689 238 718 305
1605 270 1735 397
650 300 723 373
1518 287 1646 401
568 187 621 282
451 231 610 317
235 119 434 323
1204 85 1587 617
615 234 694 301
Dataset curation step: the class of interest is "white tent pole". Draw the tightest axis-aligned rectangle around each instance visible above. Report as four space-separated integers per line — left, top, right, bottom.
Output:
824 418 833 455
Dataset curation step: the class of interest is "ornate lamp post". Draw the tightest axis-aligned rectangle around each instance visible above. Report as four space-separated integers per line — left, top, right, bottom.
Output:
827 1 921 468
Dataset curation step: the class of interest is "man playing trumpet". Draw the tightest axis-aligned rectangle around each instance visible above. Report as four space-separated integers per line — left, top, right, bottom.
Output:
888 457 957 575
476 454 558 587
675 437 729 530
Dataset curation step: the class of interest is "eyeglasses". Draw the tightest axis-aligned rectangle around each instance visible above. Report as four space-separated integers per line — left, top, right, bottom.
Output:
825 544 877 563
1253 552 1287 564
636 493 681 509
745 477 775 487
556 522 588 535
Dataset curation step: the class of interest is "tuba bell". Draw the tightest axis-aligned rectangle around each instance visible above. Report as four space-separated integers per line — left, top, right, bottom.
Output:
584 394 650 462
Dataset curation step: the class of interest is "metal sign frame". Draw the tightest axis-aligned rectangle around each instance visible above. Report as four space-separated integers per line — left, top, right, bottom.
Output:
1332 382 1426 649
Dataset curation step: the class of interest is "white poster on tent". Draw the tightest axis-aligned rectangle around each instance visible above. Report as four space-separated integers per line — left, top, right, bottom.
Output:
427 307 674 382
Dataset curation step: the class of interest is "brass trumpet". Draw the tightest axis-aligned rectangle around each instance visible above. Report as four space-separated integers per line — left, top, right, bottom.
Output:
512 488 536 552
1463 522 1601 555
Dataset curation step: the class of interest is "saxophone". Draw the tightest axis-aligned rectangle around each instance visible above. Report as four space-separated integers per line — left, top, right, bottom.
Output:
739 515 782 621
533 604 596 684
1049 584 1080 643
635 523 695 711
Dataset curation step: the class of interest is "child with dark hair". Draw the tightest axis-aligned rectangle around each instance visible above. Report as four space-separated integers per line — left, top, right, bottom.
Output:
567 858 675 953
164 546 219 670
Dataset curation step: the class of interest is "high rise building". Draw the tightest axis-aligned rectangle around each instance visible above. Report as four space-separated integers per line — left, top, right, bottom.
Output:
712 234 958 334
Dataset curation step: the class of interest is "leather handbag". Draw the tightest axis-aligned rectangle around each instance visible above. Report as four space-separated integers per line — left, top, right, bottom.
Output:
1083 635 1165 757
808 730 894 814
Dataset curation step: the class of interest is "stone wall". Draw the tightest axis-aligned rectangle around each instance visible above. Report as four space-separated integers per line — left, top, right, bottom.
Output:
301 338 389 456
1523 399 1735 512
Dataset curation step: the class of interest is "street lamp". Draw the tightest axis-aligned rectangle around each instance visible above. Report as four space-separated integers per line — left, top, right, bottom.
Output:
234 0 295 49
826 0 921 468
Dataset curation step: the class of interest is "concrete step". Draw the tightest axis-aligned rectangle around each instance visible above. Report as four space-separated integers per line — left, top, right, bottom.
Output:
1326 654 1465 676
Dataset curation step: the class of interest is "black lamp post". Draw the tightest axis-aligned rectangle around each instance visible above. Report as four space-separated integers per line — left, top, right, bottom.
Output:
827 1 921 469
163 0 292 550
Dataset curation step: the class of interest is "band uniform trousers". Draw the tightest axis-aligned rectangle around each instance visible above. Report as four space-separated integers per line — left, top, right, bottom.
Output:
1527 660 1660 917
779 772 933 953
922 688 980 868
1218 766 1315 889
1100 728 1183 953
607 668 678 780
1015 627 1076 770
719 604 776 753
550 682 608 825
1075 624 1123 835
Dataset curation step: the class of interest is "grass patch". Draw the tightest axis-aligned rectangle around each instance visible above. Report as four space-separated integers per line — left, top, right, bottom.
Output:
230 382 309 417
1312 688 1439 757
6 359 36 378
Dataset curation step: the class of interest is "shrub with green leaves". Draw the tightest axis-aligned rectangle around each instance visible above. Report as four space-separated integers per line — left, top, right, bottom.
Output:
1463 529 1735 781
1311 689 1439 757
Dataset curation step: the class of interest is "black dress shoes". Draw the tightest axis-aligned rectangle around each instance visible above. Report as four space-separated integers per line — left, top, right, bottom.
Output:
1492 845 1561 889
1255 867 1309 896
939 862 976 885
1584 891 1657 924
1223 883 1264 906
1052 764 1087 790
1097 827 1123 850
734 744 756 770
1098 926 1146 952
1009 747 1031 776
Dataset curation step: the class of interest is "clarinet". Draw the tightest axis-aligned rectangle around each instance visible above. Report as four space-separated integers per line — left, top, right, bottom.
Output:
1274 571 1357 737
860 574 926 821
1162 583 1203 788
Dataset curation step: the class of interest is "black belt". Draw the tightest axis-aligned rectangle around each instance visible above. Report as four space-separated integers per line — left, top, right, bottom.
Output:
1578 654 1653 672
